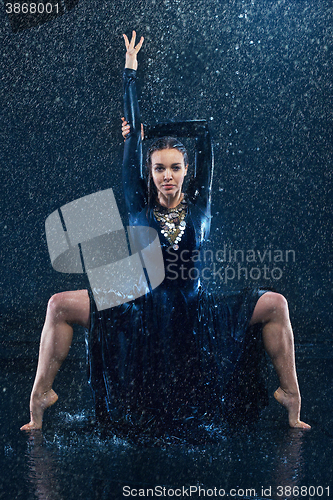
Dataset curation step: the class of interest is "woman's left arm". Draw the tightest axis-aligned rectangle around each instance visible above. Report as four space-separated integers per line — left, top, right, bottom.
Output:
122 32 146 218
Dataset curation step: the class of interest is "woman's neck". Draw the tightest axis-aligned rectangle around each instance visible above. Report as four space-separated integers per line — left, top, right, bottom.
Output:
156 192 184 209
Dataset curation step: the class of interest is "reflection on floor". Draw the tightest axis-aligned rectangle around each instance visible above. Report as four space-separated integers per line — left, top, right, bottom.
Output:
0 343 332 500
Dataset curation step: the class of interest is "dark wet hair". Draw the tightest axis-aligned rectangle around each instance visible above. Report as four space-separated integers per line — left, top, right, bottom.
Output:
146 136 189 208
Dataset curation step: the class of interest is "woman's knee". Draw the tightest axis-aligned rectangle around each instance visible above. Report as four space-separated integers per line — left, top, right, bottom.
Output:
47 290 90 327
252 291 289 324
47 292 69 319
265 291 288 314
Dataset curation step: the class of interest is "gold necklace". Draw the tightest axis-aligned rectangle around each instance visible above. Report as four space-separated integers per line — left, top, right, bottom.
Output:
153 198 187 250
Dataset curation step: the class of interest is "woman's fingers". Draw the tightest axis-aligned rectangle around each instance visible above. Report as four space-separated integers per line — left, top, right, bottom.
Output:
122 125 130 136
135 35 144 53
123 33 130 50
123 31 144 54
129 30 143 51
121 118 129 130
129 30 136 49
121 118 130 139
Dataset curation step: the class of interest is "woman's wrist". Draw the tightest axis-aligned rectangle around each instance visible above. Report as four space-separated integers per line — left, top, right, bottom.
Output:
125 58 138 70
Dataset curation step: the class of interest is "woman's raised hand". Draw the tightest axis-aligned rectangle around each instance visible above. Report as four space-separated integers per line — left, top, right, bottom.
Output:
123 30 144 71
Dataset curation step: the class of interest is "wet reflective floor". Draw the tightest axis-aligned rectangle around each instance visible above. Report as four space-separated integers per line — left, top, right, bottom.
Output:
0 344 332 500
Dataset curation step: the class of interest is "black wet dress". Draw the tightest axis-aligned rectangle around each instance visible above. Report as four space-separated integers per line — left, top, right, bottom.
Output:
86 69 269 440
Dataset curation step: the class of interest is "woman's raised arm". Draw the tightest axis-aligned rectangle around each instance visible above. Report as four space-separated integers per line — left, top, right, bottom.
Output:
122 31 146 219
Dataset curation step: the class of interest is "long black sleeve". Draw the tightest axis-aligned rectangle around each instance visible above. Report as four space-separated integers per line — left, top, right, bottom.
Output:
122 69 146 218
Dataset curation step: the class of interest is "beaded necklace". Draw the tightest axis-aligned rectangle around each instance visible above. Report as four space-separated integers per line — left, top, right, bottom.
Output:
153 198 187 250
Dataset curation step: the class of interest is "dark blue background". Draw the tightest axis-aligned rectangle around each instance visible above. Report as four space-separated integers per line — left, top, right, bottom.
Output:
0 3 332 499
1 0 332 348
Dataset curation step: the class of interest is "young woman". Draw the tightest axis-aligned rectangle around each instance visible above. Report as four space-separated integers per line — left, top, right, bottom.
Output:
21 32 310 435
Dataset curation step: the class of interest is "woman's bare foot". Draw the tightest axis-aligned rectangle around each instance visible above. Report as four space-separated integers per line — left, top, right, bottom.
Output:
20 389 58 431
274 387 311 429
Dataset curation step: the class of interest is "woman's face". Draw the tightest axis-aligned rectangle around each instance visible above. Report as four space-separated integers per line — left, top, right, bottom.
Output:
151 148 188 199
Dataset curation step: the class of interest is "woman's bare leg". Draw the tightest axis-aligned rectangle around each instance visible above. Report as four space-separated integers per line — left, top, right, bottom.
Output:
250 291 310 429
20 289 90 431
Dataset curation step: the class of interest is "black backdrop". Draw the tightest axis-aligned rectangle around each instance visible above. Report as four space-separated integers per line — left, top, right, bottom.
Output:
1 0 332 348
